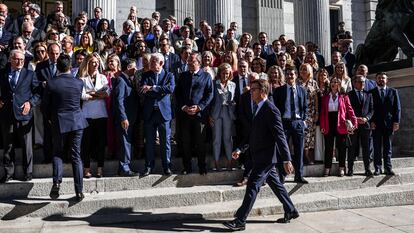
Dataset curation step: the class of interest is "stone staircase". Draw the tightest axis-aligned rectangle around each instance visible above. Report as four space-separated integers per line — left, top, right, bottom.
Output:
1 157 414 224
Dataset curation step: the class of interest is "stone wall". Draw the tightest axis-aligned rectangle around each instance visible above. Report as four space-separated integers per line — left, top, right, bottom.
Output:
115 0 156 34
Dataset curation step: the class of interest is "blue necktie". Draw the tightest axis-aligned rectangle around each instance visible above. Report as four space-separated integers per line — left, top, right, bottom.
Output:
10 70 18 90
380 89 385 102
290 86 296 119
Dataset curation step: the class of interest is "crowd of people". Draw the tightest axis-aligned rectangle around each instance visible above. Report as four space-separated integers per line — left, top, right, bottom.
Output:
0 1 402 196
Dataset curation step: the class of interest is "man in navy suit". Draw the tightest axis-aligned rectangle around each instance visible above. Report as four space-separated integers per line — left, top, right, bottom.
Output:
348 75 374 176
140 53 175 176
356 64 376 91
160 38 180 73
371 72 401 176
112 58 140 176
0 50 40 183
273 67 308 183
223 79 299 231
43 54 88 201
175 52 214 175
339 42 355 76
36 43 61 163
0 14 12 52
86 7 102 31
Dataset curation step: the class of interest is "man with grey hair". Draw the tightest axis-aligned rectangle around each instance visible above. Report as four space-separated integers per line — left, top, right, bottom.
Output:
120 20 135 45
140 53 175 176
21 22 45 51
0 49 40 182
175 52 214 175
29 3 46 31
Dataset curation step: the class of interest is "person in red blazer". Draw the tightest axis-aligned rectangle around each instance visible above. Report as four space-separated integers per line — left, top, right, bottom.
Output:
320 77 357 177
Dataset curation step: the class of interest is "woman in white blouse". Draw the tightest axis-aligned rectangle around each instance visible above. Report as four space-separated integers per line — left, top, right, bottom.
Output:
332 62 352 94
78 52 110 178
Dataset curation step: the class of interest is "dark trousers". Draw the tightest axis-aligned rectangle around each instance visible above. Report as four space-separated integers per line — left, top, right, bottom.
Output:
373 128 393 172
144 109 171 170
282 119 305 179
349 127 371 171
52 129 83 194
81 118 107 168
181 114 206 172
235 163 295 222
117 123 135 173
42 113 53 162
0 118 33 177
324 112 346 168
241 151 252 178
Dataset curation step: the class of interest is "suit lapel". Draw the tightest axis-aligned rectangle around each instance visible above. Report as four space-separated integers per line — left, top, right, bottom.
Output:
15 68 26 89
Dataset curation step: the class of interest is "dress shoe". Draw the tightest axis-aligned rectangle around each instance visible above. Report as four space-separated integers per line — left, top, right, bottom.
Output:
294 177 309 184
323 168 330 177
384 170 395 176
75 192 85 201
279 175 286 184
24 173 33 181
118 170 139 177
163 168 172 175
346 170 353 177
84 168 92 179
199 170 207 176
142 168 151 177
276 210 300 223
374 170 382 176
365 170 373 176
96 167 103 178
50 183 60 199
1 175 13 183
222 218 246 231
236 178 248 186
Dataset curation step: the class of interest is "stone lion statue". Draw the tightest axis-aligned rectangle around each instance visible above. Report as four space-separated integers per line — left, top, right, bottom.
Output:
355 0 414 66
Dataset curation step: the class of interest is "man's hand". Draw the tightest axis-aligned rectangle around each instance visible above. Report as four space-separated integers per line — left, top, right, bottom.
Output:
232 150 241 160
21 102 31 115
208 116 214 127
140 85 152 94
0 101 4 109
357 117 367 124
121 119 129 130
242 86 250 93
370 122 376 130
393 123 400 132
284 161 294 175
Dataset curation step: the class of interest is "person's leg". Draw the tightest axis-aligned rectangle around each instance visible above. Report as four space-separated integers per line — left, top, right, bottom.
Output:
291 121 305 179
181 116 193 172
348 129 360 173
372 129 383 172
158 113 172 170
383 131 393 172
144 116 157 170
17 119 34 176
222 115 234 163
95 118 107 168
81 119 92 170
117 125 132 173
0 120 15 178
212 117 223 164
324 134 334 169
266 165 296 213
336 134 347 168
68 130 84 194
361 129 372 172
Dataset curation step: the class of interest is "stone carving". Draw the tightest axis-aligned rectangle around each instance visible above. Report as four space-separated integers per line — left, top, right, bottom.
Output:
355 0 414 66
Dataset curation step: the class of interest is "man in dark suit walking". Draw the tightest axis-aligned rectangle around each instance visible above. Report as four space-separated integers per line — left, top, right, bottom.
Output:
43 54 88 201
348 75 374 176
36 43 61 163
0 50 40 183
112 58 140 176
371 72 401 176
175 52 214 175
140 53 175 176
273 67 308 183
223 79 299 231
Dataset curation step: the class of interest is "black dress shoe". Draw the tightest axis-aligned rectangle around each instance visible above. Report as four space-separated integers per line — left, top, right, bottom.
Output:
75 192 85 201
24 173 33 181
222 218 246 231
118 170 139 177
346 170 354 177
50 183 60 199
384 170 395 176
294 177 309 184
164 168 172 175
374 170 382 176
142 168 151 177
199 168 207 176
181 169 192 175
365 170 373 176
276 210 300 223
1 175 13 183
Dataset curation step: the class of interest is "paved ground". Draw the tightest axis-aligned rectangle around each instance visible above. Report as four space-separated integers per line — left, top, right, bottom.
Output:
1 205 414 233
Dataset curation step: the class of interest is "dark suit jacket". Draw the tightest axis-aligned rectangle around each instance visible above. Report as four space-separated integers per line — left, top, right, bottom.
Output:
140 69 175 121
33 16 47 31
232 73 249 107
163 53 181 74
325 64 334 77
0 67 40 121
371 87 401 132
343 52 356 76
237 91 254 148
273 84 307 121
119 33 130 45
195 36 205 52
364 78 377 92
87 18 100 31
111 73 140 125
245 100 291 166
36 59 55 111
175 69 214 122
0 28 12 47
348 89 374 129
43 73 88 133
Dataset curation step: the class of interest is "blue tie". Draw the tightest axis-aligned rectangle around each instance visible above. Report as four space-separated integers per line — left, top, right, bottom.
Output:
252 102 258 116
290 86 296 120
10 70 18 90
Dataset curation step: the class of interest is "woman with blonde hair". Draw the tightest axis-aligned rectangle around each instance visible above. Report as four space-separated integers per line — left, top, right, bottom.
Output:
209 63 237 171
222 51 238 72
78 52 110 178
202 51 217 79
298 63 319 165
315 68 330 162
74 31 94 54
127 11 140 32
251 57 268 80
267 65 285 89
237 32 252 59
225 39 239 53
29 41 48 71
304 52 319 74
332 61 352 93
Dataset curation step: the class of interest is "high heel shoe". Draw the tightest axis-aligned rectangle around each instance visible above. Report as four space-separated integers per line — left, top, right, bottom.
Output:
84 168 92 179
96 167 103 178
323 168 330 177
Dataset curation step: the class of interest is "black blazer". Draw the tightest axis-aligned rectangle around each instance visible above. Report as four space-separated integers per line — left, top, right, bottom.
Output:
243 100 291 166
163 53 181 73
371 87 401 132
343 52 356 76
348 89 374 129
0 67 40 121
273 84 307 121
237 91 254 148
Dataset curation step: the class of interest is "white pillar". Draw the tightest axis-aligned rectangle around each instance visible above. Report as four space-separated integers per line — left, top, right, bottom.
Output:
174 0 195 26
294 0 331 64
87 0 117 27
195 0 233 27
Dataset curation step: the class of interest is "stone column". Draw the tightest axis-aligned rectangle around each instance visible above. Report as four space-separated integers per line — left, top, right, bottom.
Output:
71 0 87 20
294 0 331 64
86 0 117 26
174 0 195 26
195 0 234 28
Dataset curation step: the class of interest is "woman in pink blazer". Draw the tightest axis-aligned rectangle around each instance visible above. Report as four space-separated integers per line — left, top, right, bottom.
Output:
320 77 357 177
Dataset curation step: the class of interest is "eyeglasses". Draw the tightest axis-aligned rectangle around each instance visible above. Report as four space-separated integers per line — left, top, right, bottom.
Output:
50 32 59 35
